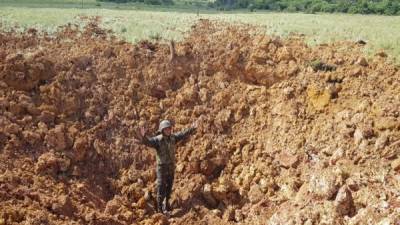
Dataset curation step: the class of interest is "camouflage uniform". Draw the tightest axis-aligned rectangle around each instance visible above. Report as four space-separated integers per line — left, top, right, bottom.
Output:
142 127 196 213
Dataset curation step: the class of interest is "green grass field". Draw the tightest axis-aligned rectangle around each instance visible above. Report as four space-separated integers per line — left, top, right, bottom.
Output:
1 1 400 61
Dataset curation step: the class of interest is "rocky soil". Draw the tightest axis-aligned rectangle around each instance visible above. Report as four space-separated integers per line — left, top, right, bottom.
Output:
0 18 399 225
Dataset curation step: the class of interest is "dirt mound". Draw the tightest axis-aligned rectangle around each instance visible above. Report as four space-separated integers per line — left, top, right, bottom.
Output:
0 19 399 225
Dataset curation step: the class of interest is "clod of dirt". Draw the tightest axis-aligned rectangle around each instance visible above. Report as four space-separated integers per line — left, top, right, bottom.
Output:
356 40 367 45
308 60 337 72
334 186 355 216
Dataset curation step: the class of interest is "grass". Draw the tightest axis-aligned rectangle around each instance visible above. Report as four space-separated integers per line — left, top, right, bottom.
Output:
1 2 400 61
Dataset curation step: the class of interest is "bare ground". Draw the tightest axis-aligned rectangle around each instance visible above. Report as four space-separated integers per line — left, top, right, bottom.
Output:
0 18 399 225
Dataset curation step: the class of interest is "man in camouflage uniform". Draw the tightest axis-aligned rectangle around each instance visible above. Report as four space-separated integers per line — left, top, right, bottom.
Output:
134 120 197 214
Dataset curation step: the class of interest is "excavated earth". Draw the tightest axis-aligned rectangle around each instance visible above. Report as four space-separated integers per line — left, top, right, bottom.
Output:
0 18 400 225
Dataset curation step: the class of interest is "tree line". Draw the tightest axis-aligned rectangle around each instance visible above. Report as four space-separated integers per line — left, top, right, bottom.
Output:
98 0 400 15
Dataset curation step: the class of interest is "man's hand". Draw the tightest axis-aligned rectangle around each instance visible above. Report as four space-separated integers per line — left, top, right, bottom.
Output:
139 126 147 137
191 121 198 129
192 116 204 129
191 115 205 129
134 126 147 143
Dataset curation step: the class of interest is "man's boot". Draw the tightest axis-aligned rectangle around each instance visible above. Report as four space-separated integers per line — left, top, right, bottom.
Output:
157 197 164 214
164 198 171 212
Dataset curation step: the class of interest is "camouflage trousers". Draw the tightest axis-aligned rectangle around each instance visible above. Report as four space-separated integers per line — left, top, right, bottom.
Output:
156 163 175 213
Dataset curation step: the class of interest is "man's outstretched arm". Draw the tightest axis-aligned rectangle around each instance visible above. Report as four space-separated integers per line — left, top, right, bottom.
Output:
174 121 197 142
134 126 159 148
142 136 159 148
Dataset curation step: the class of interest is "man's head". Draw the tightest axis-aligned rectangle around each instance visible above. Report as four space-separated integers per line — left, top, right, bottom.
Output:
159 120 173 136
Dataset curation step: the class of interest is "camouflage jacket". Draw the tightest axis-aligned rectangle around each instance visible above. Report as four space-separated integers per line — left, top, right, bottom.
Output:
142 127 196 165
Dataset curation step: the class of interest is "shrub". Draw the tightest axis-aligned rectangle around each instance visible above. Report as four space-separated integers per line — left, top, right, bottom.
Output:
286 4 298 12
149 32 162 40
248 3 256 11
144 0 161 5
